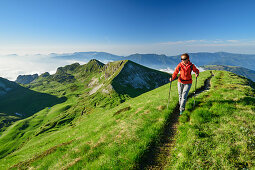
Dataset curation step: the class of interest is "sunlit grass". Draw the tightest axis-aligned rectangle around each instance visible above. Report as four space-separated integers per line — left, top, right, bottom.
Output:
0 71 211 169
167 71 255 169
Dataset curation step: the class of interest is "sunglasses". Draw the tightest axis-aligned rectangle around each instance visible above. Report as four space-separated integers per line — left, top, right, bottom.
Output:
181 58 188 60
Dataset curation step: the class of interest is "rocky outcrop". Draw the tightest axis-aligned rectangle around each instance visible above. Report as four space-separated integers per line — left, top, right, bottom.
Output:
15 74 39 84
111 60 170 97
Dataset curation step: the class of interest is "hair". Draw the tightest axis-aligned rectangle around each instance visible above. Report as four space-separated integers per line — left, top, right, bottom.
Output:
181 53 189 59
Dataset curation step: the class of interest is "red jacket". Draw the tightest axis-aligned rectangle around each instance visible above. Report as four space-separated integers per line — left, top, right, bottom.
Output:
172 60 199 84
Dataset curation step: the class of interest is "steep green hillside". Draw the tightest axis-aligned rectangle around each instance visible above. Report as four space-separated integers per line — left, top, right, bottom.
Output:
27 59 169 97
0 59 171 166
0 85 66 117
0 78 66 134
202 64 255 82
0 71 210 169
0 59 170 135
25 59 170 109
0 77 18 95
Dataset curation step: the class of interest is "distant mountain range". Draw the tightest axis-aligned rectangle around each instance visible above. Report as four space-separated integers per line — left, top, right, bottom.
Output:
51 51 255 71
201 65 255 82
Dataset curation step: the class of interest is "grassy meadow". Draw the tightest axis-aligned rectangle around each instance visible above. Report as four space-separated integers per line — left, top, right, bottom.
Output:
0 71 211 169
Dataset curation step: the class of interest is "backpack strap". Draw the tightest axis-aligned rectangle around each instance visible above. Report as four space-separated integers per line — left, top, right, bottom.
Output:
190 64 193 74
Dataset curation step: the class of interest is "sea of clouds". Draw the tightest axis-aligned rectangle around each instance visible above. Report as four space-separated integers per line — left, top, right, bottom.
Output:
0 54 87 81
160 66 205 74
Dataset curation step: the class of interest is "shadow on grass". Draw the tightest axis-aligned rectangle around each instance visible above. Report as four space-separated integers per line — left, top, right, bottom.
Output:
0 85 67 118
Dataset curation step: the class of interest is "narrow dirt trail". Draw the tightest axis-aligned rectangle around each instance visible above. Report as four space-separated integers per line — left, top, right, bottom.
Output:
138 72 214 170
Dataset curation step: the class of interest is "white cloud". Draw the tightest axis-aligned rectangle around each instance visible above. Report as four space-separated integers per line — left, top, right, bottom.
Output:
197 67 206 72
0 55 88 81
65 60 88 65
160 67 175 74
1 39 255 57
226 40 239 43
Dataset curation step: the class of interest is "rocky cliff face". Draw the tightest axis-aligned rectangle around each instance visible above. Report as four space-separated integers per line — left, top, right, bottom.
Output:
15 74 39 84
110 60 170 97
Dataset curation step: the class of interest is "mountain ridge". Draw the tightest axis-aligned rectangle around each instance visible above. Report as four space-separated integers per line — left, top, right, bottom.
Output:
0 59 170 133
50 51 255 71
202 65 255 81
25 59 170 98
15 74 39 84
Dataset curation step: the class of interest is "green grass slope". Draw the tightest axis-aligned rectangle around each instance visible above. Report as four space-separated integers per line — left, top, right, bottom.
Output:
0 59 172 168
0 77 66 134
21 59 170 114
166 71 255 169
0 71 211 169
0 59 169 134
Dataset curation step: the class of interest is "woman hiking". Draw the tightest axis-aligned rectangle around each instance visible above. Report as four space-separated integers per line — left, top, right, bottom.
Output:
169 53 199 115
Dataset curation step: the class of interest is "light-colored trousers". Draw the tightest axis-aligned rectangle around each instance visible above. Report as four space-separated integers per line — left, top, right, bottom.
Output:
178 82 192 112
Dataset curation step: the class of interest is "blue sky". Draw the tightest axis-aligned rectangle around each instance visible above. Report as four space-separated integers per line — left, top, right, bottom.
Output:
0 0 255 55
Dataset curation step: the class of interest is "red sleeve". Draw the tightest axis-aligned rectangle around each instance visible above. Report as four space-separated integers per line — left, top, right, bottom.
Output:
172 63 181 80
193 64 199 74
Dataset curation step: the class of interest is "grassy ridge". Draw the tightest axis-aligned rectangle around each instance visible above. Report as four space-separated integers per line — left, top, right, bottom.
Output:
167 71 255 169
202 64 255 82
0 71 211 169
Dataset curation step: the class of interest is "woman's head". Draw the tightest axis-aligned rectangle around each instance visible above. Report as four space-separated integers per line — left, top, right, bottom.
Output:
181 53 189 64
